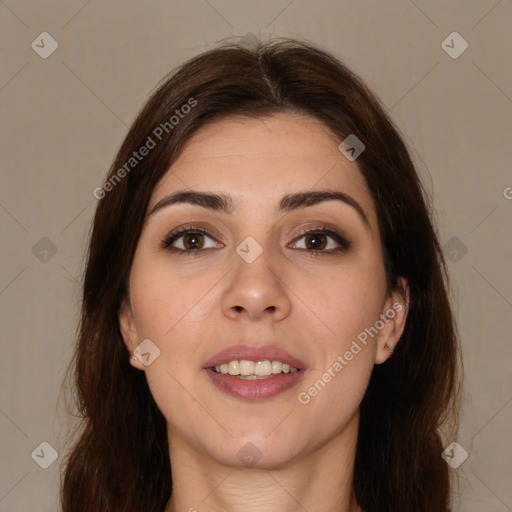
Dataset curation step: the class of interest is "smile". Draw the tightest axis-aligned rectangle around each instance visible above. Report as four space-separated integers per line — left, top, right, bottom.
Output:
203 344 307 400
212 359 299 377
205 362 306 401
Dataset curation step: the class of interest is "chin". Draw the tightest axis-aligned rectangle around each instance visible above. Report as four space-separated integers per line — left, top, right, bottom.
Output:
205 437 300 470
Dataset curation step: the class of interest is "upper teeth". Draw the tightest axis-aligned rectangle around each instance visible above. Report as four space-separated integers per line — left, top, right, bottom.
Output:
214 360 298 376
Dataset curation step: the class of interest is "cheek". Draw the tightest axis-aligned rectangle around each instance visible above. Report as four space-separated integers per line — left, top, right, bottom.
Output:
295 283 379 441
293 257 387 350
129 256 217 344
128 263 216 425
283 260 385 419
297 353 374 449
292 258 385 399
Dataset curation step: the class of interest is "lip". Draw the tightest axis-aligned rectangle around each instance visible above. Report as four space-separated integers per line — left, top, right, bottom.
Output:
204 368 306 401
202 344 307 401
203 344 307 369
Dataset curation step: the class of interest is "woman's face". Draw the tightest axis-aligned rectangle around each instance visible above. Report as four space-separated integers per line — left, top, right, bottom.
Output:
119 112 408 469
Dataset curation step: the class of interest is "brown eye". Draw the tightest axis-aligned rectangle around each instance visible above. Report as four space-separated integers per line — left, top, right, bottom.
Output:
182 232 205 250
291 228 351 254
161 225 350 257
161 227 221 255
304 233 328 250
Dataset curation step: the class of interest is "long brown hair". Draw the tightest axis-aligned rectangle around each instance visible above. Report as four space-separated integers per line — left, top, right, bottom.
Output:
60 37 462 512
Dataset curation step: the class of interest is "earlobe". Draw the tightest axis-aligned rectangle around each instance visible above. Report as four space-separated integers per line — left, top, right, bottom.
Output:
119 297 145 371
374 278 410 365
129 353 145 370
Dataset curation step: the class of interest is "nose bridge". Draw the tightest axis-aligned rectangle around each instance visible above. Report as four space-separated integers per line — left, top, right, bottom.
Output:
221 233 291 320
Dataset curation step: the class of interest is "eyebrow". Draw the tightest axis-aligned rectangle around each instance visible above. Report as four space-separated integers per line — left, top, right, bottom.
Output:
148 189 370 228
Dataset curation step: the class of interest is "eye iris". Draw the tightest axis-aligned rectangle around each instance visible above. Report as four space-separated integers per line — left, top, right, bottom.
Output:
183 233 204 250
305 233 327 250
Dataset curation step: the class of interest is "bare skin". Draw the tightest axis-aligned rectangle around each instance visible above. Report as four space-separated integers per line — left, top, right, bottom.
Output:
119 112 409 512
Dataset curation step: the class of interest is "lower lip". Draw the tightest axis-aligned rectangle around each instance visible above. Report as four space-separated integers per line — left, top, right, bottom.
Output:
204 368 306 401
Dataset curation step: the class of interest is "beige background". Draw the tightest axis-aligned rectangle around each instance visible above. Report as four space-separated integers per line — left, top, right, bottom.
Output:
1 0 511 510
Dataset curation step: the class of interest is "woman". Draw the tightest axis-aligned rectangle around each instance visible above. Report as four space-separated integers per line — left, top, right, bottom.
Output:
60 37 462 512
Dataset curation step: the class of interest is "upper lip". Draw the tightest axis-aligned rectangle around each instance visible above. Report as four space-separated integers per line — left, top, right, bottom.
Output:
203 344 307 369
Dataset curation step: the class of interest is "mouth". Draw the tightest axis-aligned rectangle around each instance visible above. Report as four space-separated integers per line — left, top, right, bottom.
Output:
209 359 301 378
203 344 307 401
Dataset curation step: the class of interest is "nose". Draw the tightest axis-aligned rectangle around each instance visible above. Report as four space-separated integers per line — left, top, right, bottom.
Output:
221 248 292 322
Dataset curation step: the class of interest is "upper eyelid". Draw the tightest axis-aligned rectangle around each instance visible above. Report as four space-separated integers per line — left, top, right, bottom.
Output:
165 224 342 240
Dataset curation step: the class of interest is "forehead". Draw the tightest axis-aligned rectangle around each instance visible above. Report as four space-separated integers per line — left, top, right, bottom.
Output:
149 112 376 227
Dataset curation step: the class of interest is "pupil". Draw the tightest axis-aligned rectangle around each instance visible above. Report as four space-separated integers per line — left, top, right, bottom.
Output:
184 233 203 250
306 234 326 250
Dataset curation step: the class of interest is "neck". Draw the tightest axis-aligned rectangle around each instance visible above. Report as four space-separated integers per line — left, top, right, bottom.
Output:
164 410 362 512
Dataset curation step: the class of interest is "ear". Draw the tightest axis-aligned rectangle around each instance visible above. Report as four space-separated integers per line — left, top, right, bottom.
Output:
119 296 145 371
374 277 410 365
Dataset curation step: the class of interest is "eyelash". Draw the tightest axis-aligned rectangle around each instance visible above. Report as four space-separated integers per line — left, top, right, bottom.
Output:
161 224 352 258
